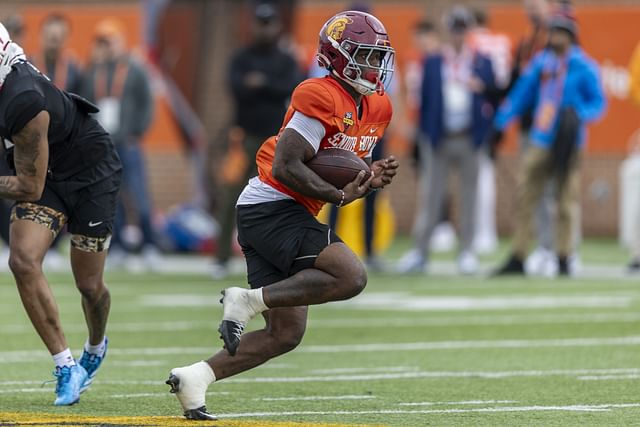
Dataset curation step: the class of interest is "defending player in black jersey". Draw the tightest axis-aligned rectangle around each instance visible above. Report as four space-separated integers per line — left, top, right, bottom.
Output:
0 23 122 406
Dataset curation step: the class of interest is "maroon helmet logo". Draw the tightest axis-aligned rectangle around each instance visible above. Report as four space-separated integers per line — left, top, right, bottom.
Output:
317 11 395 96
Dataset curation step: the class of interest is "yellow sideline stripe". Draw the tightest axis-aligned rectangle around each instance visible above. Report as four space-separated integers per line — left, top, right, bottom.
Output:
0 412 384 427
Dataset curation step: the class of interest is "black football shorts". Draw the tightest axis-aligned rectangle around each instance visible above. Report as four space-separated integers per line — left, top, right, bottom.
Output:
12 170 121 238
237 200 343 289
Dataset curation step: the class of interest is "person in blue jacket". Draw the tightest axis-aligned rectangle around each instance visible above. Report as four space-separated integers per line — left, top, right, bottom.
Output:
398 6 495 275
491 4 606 276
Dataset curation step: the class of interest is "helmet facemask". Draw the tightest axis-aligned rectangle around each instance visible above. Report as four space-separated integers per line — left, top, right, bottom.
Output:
322 36 395 96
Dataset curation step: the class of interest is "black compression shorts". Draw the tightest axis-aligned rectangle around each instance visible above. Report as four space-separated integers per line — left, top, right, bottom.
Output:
236 200 342 289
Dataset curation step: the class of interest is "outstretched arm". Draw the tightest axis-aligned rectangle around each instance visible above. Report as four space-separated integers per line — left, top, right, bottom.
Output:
0 110 49 201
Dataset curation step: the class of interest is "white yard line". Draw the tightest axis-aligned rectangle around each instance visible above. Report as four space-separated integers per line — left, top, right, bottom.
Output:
335 292 635 311
0 320 216 334
0 388 50 394
256 395 375 402
0 380 164 386
298 336 640 353
3 335 640 363
109 360 166 367
139 291 640 310
217 403 640 418
310 311 640 328
310 366 418 375
578 374 640 381
3 311 639 335
398 400 518 406
223 368 640 384
109 391 230 398
3 367 639 387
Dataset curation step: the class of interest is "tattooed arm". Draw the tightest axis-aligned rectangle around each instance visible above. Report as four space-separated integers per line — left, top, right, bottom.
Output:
272 128 371 206
0 111 50 201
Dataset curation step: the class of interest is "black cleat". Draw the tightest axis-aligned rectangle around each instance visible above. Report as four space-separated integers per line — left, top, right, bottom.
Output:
184 406 218 421
491 255 525 277
218 320 244 356
166 374 180 393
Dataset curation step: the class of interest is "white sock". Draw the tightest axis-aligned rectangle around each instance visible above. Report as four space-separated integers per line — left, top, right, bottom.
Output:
247 288 269 313
194 360 216 385
171 361 216 410
84 336 107 357
52 348 76 368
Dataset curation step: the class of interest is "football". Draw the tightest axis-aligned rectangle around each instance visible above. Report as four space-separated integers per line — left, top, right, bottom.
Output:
306 148 372 189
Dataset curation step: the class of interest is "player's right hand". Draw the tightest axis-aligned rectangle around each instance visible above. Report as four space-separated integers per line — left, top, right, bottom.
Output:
341 170 373 205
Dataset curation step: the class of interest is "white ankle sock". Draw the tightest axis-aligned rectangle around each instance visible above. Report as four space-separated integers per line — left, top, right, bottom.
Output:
171 361 216 410
193 360 216 385
84 337 107 357
53 348 75 368
247 288 269 313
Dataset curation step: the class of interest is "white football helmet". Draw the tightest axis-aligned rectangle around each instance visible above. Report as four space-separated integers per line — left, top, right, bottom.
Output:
0 22 26 87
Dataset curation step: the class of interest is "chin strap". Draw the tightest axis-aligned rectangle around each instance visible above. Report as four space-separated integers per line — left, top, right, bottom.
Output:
375 78 385 96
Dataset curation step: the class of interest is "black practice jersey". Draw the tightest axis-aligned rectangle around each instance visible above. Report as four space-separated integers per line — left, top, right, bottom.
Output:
0 61 121 182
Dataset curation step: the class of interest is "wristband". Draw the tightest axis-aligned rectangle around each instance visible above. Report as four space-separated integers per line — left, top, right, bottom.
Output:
336 190 345 207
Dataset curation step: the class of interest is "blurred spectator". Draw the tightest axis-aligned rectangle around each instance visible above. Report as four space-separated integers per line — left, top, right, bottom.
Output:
625 40 640 272
468 7 513 255
469 8 512 89
404 19 440 148
3 14 24 45
78 19 158 269
31 14 82 93
212 2 301 279
403 19 458 253
398 6 495 275
512 0 559 273
491 4 606 277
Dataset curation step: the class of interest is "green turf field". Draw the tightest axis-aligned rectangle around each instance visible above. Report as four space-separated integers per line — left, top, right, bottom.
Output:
1 240 639 426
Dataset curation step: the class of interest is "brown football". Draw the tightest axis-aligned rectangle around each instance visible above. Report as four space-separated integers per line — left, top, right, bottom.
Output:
306 149 372 189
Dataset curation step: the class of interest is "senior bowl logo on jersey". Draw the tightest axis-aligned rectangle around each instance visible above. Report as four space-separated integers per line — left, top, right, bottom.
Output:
326 16 352 40
343 111 354 129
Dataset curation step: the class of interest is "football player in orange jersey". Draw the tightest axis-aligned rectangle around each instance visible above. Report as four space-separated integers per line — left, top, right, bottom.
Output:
166 10 399 420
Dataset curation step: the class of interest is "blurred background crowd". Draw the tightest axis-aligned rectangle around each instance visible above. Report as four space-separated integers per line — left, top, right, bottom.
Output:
0 0 639 279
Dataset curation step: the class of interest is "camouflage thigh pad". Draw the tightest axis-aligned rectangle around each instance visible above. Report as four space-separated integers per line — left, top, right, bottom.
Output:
70 234 112 253
11 202 67 237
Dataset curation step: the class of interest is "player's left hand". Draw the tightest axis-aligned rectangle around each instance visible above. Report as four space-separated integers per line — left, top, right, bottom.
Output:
370 155 399 189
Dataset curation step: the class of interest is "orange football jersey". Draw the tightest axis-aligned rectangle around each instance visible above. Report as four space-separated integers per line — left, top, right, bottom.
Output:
256 76 393 215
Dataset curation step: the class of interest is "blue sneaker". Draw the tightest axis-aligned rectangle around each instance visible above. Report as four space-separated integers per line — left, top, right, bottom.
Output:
53 364 88 406
78 337 108 393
